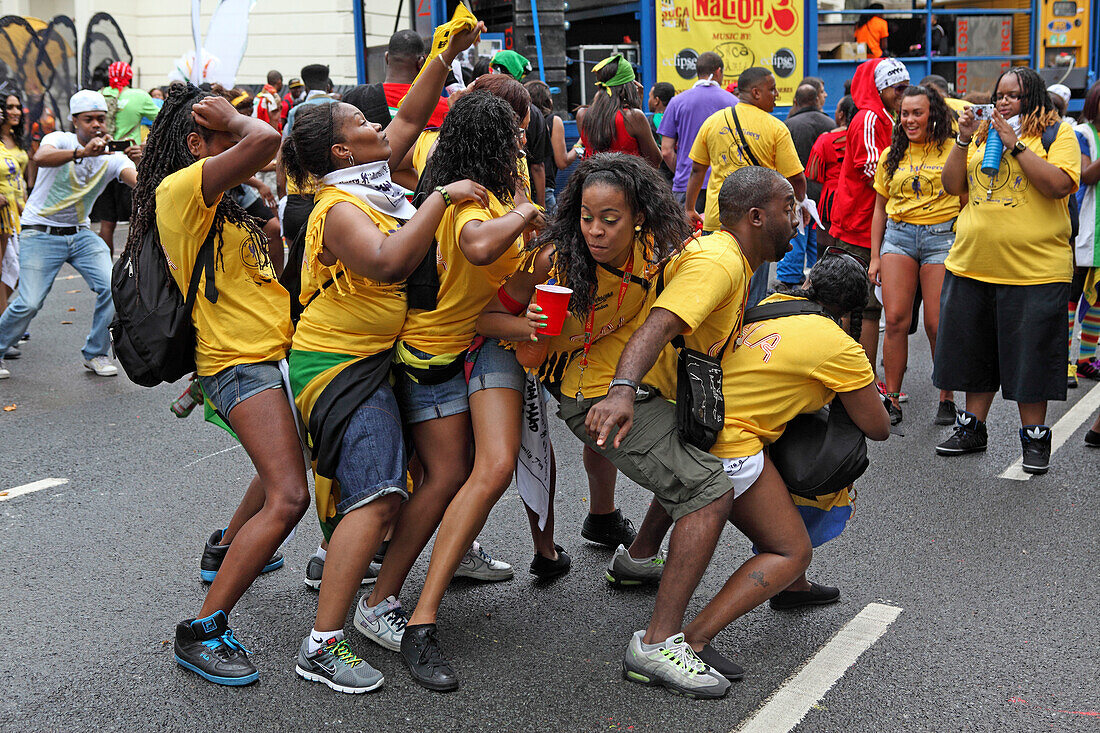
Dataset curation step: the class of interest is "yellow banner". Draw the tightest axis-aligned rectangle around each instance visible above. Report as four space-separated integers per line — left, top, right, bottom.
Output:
655 0 803 106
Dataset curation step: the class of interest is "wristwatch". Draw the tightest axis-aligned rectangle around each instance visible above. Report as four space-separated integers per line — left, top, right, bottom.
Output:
609 378 640 393
1009 140 1027 157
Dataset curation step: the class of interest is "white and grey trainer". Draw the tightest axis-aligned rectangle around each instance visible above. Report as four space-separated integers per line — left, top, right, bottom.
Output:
353 594 407 651
82 355 118 376
454 541 513 582
295 635 383 694
606 544 665 587
622 630 730 699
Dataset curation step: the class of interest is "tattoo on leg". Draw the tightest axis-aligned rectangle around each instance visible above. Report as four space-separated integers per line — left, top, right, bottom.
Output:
750 570 769 588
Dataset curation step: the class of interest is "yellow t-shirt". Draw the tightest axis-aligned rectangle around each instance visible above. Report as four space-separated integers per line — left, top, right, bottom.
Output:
291 185 408 357
945 122 1081 285
540 238 655 398
644 230 751 398
712 293 875 458
872 141 960 225
689 103 804 231
945 97 968 115
157 159 292 376
412 130 440 177
399 191 525 355
0 143 28 233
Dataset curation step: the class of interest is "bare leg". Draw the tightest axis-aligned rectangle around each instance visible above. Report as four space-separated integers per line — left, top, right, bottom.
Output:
584 445 618 514
919 263 953 403
860 309 881 381
964 392 996 421
0 232 8 314
368 413 472 606
628 500 672 559
99 220 117 255
682 458 812 650
197 388 309 618
263 218 284 277
407 387 522 626
1018 402 1047 426
881 253 918 406
220 474 266 544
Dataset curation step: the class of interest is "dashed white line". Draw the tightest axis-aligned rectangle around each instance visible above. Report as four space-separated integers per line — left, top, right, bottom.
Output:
735 602 903 733
180 444 242 469
1 477 69 502
1001 380 1100 481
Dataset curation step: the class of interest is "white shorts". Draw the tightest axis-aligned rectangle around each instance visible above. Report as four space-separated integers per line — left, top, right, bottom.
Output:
721 451 765 500
1 231 18 289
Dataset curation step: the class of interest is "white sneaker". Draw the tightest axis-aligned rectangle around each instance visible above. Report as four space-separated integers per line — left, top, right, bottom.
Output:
606 544 665 587
353 594 406 651
454 540 513 582
0 359 8 379
82 355 118 377
622 630 730 699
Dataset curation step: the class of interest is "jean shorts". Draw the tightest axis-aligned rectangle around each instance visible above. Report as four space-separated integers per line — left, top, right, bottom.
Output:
198 361 283 418
881 218 956 266
333 382 409 514
396 338 525 424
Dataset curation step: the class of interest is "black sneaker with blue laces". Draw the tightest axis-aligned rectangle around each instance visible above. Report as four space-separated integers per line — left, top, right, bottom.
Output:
1020 425 1052 475
174 610 258 685
200 528 284 582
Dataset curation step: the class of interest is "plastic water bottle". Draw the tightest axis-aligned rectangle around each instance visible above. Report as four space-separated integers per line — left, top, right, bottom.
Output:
981 128 1003 176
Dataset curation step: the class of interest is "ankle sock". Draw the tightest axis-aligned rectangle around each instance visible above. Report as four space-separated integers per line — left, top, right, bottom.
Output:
308 627 344 654
314 545 326 561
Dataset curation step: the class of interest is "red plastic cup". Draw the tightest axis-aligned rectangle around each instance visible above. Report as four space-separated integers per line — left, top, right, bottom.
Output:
534 284 573 336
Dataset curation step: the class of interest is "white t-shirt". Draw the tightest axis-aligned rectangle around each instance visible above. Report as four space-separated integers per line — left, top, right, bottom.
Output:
21 131 135 228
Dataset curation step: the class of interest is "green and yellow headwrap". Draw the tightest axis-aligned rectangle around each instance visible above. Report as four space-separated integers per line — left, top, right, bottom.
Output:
593 54 635 96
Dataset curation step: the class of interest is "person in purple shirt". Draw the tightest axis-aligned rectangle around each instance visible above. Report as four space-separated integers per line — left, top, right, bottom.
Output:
656 52 738 211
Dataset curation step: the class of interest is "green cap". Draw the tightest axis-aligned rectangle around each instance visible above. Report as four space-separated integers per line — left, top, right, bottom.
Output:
490 50 532 81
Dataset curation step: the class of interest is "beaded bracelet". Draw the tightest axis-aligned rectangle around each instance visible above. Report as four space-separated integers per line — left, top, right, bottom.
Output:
435 186 452 206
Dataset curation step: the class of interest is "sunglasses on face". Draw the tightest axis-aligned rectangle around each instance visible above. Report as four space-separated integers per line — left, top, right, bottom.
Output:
824 245 869 269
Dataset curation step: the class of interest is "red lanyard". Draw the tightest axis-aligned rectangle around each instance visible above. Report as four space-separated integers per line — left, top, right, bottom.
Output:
576 251 633 397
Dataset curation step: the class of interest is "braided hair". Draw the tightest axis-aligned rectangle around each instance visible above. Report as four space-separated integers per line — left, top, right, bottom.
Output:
975 66 1060 145
125 82 268 269
786 253 869 341
540 152 688 318
883 85 952 180
282 101 346 190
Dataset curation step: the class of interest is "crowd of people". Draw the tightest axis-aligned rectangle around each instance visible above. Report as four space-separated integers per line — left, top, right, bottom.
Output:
0 18 1098 703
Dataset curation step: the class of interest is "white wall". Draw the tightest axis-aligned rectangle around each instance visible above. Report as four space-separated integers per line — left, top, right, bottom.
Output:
6 0 413 88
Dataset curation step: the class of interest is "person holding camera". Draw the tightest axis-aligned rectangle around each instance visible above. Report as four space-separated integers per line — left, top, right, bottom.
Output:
934 67 1080 474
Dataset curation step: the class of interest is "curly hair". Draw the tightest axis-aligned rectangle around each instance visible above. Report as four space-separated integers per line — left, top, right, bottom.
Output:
0 89 26 150
421 91 521 203
539 152 689 318
883 85 952 180
469 74 531 121
787 253 869 340
579 63 642 154
282 102 346 191
975 66 1060 145
124 82 268 269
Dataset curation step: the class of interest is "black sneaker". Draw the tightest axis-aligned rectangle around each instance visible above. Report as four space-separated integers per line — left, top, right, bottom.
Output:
401 623 458 692
770 581 841 610
1085 429 1100 447
696 644 745 681
934 400 958 426
580 509 637 548
1020 425 1051 475
174 610 258 686
887 401 903 426
935 411 988 456
530 544 572 579
200 528 284 582
303 552 379 590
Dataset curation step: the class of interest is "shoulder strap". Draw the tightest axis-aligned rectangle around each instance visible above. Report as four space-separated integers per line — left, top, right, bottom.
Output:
185 225 219 309
596 260 651 290
1040 122 1059 154
660 262 736 357
728 106 762 167
300 270 346 313
743 299 826 325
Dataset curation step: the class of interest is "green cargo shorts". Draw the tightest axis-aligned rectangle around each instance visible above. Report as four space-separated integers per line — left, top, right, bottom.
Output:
558 386 732 521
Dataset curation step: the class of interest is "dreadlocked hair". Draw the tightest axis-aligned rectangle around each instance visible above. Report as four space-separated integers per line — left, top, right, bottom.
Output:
883 85 952 180
282 102 347 191
580 64 642 154
786 253 869 341
974 67 1061 145
125 81 269 271
538 152 689 319
422 91 522 203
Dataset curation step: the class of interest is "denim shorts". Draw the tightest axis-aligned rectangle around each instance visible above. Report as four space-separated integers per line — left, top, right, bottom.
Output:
881 218 956 266
198 361 283 418
396 338 525 424
334 382 409 514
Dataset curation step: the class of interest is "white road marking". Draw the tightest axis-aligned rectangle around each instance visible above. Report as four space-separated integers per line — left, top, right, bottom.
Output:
0 478 69 503
1000 380 1100 481
735 602 903 733
181 444 241 469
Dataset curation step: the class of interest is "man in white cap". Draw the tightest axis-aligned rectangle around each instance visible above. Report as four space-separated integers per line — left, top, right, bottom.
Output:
0 89 138 379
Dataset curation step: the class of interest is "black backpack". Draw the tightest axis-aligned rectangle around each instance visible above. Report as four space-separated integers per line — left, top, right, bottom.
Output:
743 300 870 498
110 226 217 387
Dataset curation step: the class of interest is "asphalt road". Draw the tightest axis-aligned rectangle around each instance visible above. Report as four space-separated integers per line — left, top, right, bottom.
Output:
2 260 1098 733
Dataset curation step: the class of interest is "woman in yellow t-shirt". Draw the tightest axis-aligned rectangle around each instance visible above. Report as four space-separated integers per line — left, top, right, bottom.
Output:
130 84 303 686
936 67 1080 474
0 89 29 314
869 85 960 427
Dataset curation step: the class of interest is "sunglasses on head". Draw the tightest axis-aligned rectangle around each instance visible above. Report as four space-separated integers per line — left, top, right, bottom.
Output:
824 245 869 269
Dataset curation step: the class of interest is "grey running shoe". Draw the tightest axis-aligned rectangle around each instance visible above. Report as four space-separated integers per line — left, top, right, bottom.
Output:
454 541 513 581
606 545 665 587
303 553 378 590
622 630 730 699
295 634 384 694
353 594 407 651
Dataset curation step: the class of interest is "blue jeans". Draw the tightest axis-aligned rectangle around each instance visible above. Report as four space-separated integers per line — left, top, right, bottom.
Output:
776 226 818 285
0 228 114 359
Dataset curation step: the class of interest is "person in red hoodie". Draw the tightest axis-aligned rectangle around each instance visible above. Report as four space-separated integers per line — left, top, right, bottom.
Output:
829 58 910 373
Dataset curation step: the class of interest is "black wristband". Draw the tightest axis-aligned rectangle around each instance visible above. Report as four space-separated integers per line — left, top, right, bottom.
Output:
434 185 452 206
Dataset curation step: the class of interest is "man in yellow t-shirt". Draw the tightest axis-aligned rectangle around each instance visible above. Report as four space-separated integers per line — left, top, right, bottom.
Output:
557 166 800 699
